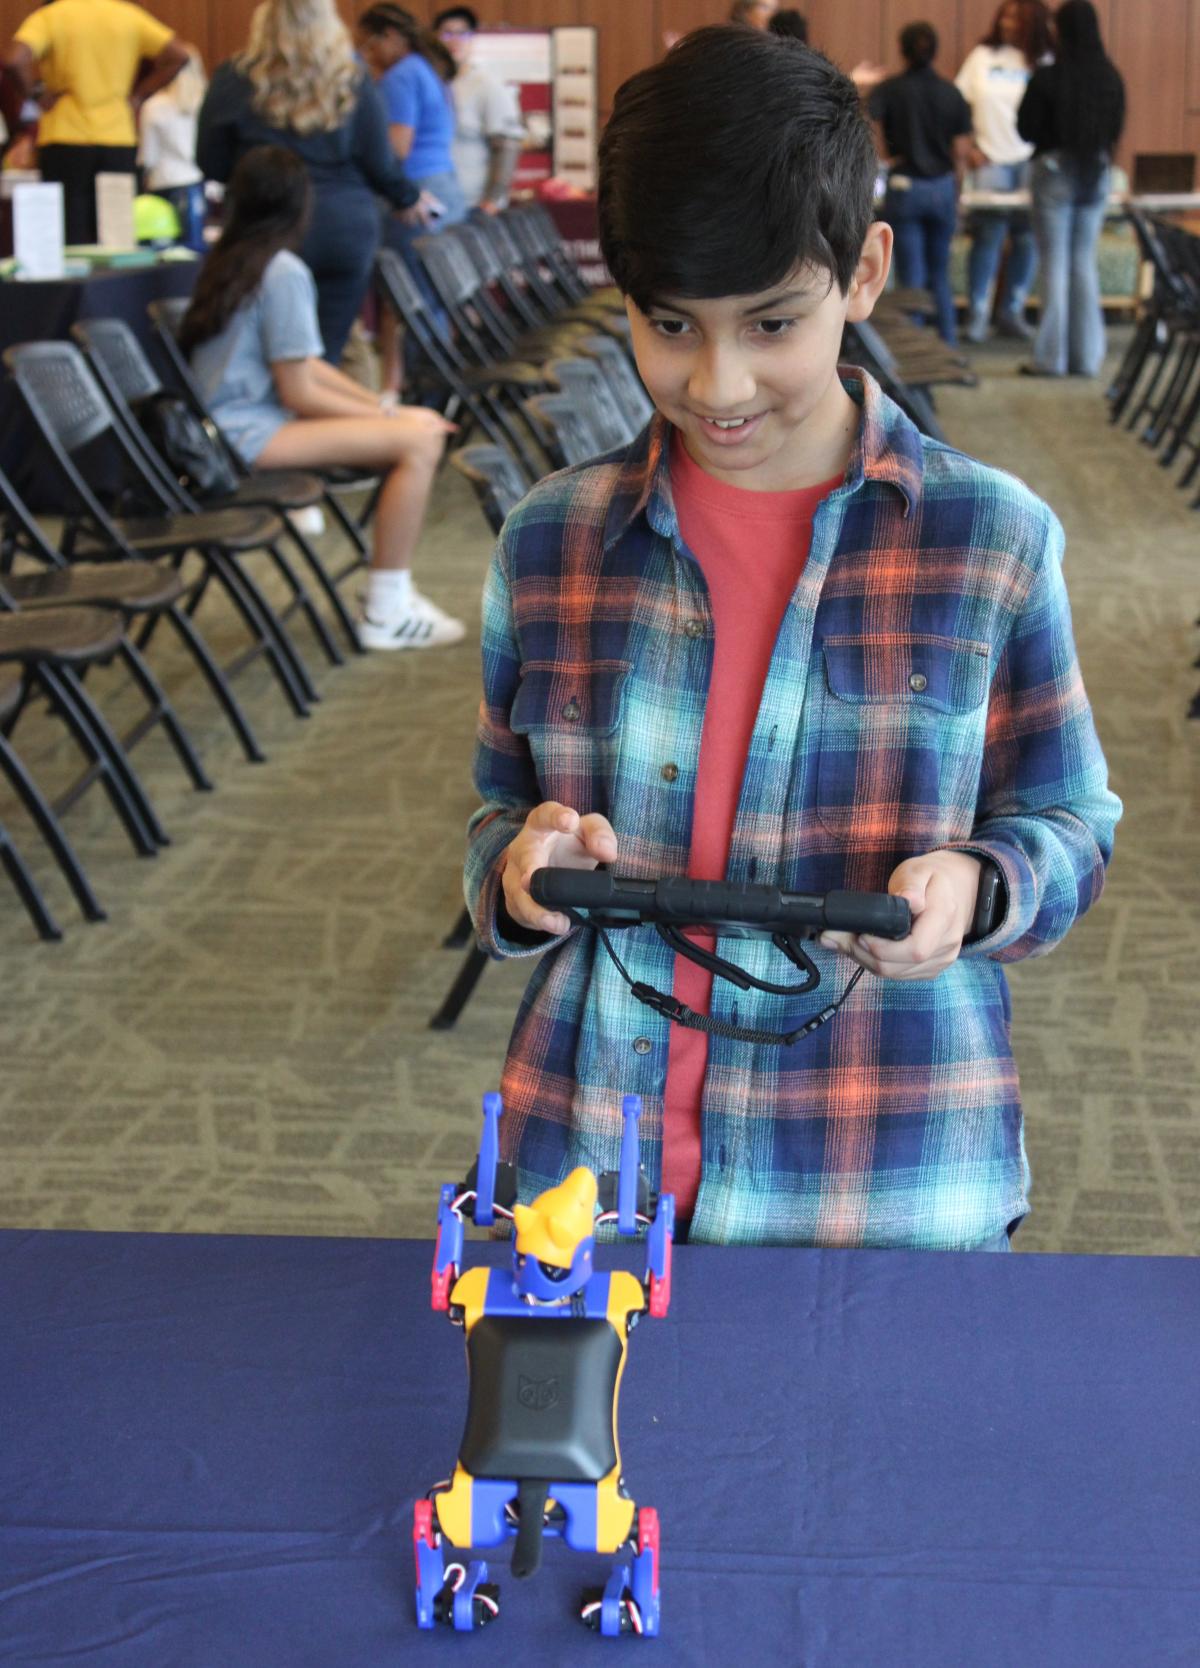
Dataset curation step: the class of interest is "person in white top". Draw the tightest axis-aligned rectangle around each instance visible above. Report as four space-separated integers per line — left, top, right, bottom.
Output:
138 44 207 249
432 6 523 214
955 0 1053 342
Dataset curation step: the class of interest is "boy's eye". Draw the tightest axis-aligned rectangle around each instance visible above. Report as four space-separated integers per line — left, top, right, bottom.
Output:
754 318 796 338
650 318 691 338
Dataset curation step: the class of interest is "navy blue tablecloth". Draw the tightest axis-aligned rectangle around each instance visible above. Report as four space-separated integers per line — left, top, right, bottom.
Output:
0 260 197 358
1 1230 1197 1666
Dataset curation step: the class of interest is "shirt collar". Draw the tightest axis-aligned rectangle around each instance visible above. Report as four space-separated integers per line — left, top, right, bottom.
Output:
602 365 923 550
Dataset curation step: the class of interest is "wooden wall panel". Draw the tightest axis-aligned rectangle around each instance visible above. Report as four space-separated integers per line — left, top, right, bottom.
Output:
1110 0 1188 160
587 0 658 113
1188 0 1200 111
806 0 886 72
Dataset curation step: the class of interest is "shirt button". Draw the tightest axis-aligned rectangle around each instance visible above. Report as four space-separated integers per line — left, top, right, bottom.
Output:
632 1036 652 1055
562 698 581 722
908 672 928 693
660 762 679 782
684 619 704 638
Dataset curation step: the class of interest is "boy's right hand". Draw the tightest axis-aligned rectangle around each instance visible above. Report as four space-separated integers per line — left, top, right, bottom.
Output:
501 802 618 937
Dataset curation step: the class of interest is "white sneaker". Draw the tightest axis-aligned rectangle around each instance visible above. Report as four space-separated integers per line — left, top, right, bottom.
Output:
290 505 326 537
357 594 466 650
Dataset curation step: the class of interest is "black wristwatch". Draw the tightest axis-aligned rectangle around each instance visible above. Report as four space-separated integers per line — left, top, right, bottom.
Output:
964 857 1006 945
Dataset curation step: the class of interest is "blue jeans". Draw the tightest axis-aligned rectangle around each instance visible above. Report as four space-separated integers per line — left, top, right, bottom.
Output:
965 160 1036 317
884 172 960 344
1030 153 1110 376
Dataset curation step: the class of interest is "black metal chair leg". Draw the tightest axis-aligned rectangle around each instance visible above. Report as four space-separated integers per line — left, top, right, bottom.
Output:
443 905 474 949
323 487 370 558
428 942 490 1030
0 734 106 922
285 520 363 657
0 823 63 940
116 638 213 792
163 603 266 764
201 550 313 720
236 543 323 706
35 665 163 855
276 530 345 667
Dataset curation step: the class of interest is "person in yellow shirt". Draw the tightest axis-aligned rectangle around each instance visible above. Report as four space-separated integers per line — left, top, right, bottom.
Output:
2 0 187 242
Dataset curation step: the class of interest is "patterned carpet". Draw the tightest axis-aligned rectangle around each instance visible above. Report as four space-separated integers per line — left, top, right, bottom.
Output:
2 340 1197 1253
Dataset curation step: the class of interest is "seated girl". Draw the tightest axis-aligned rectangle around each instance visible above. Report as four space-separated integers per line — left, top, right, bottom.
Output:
183 144 463 650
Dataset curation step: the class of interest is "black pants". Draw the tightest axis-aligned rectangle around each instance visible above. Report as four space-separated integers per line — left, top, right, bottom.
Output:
37 144 137 245
301 188 381 365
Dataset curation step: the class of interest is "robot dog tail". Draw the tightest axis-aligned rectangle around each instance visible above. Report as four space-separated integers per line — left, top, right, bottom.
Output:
511 1480 550 1579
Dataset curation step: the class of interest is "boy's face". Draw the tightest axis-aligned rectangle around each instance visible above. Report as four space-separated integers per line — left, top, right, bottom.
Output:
625 224 891 491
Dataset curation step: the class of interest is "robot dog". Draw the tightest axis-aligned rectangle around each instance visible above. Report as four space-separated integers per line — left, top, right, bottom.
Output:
414 1092 674 1638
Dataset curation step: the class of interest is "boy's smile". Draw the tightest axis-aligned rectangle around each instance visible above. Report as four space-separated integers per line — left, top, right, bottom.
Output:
624 229 891 492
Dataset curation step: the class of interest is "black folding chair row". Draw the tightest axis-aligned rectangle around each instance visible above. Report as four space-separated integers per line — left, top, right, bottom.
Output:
1103 209 1200 718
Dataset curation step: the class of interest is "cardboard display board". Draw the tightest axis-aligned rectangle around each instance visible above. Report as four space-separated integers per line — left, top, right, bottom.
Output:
469 26 599 193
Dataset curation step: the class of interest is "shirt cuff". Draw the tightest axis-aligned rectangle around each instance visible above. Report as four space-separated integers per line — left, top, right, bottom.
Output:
940 840 1037 957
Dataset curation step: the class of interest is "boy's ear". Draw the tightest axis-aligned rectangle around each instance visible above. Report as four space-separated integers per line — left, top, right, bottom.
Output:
845 222 893 323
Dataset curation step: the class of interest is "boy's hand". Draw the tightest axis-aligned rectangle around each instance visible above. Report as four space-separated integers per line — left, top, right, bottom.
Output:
501 802 618 937
819 851 983 981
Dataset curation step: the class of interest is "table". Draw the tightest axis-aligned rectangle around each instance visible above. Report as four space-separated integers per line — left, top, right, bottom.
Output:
1 1230 1197 1666
0 258 198 358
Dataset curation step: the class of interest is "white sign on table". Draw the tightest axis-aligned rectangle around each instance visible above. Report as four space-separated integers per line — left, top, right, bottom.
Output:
12 181 64 279
95 172 136 251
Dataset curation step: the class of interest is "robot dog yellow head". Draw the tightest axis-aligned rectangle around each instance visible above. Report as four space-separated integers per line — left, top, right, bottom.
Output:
512 1168 598 1269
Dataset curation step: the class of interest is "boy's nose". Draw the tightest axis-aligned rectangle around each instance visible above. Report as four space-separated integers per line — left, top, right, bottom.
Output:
687 344 756 414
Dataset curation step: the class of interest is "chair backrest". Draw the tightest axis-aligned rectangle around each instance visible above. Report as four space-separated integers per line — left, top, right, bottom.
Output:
72 318 164 404
377 246 437 327
523 393 605 469
546 357 632 452
412 232 481 310
453 221 505 286
449 444 528 534
4 341 116 457
573 335 654 432
3 341 162 533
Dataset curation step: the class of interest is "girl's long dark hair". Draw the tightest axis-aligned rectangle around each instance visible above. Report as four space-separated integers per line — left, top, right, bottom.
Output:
981 0 1053 67
180 146 312 355
1050 0 1125 163
357 4 457 81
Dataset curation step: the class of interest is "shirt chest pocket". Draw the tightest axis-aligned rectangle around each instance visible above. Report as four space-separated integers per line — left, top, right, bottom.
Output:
510 660 630 803
814 635 991 844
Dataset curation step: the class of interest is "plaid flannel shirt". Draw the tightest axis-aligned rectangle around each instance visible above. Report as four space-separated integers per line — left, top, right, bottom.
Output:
466 369 1120 1249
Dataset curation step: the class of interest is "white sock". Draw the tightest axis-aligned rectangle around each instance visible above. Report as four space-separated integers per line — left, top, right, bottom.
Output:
365 567 413 620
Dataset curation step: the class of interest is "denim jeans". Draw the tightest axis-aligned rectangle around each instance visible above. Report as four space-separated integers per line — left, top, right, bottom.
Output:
966 160 1036 317
1030 152 1110 376
883 172 960 344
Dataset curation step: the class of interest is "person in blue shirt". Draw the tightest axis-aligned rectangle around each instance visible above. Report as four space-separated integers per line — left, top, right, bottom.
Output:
358 4 466 395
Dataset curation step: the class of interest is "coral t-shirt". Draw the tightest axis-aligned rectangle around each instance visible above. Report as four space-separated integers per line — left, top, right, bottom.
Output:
664 431 841 1219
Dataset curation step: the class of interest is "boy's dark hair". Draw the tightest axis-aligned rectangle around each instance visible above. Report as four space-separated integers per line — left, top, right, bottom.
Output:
180 146 311 355
769 9 810 42
598 27 876 309
433 5 479 28
899 22 938 67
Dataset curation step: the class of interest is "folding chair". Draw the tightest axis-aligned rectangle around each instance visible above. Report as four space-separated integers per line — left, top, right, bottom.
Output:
375 248 540 483
0 605 171 865
448 444 530 536
72 318 358 664
6 341 324 743
546 358 636 452
147 297 384 564
1 463 218 789
522 393 608 469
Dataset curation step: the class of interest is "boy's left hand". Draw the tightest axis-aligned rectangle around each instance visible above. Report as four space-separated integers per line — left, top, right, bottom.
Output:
819 851 983 981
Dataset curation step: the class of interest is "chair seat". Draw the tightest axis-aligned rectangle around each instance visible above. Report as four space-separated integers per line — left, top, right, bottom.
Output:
221 471 324 512
5 561 190 613
463 361 545 390
323 466 380 490
112 505 284 553
0 606 125 664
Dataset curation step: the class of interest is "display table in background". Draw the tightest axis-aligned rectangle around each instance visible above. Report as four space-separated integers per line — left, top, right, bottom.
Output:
1 1230 1197 1667
0 257 198 359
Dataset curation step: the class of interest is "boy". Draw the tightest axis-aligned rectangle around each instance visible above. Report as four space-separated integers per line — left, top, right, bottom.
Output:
465 28 1120 1250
